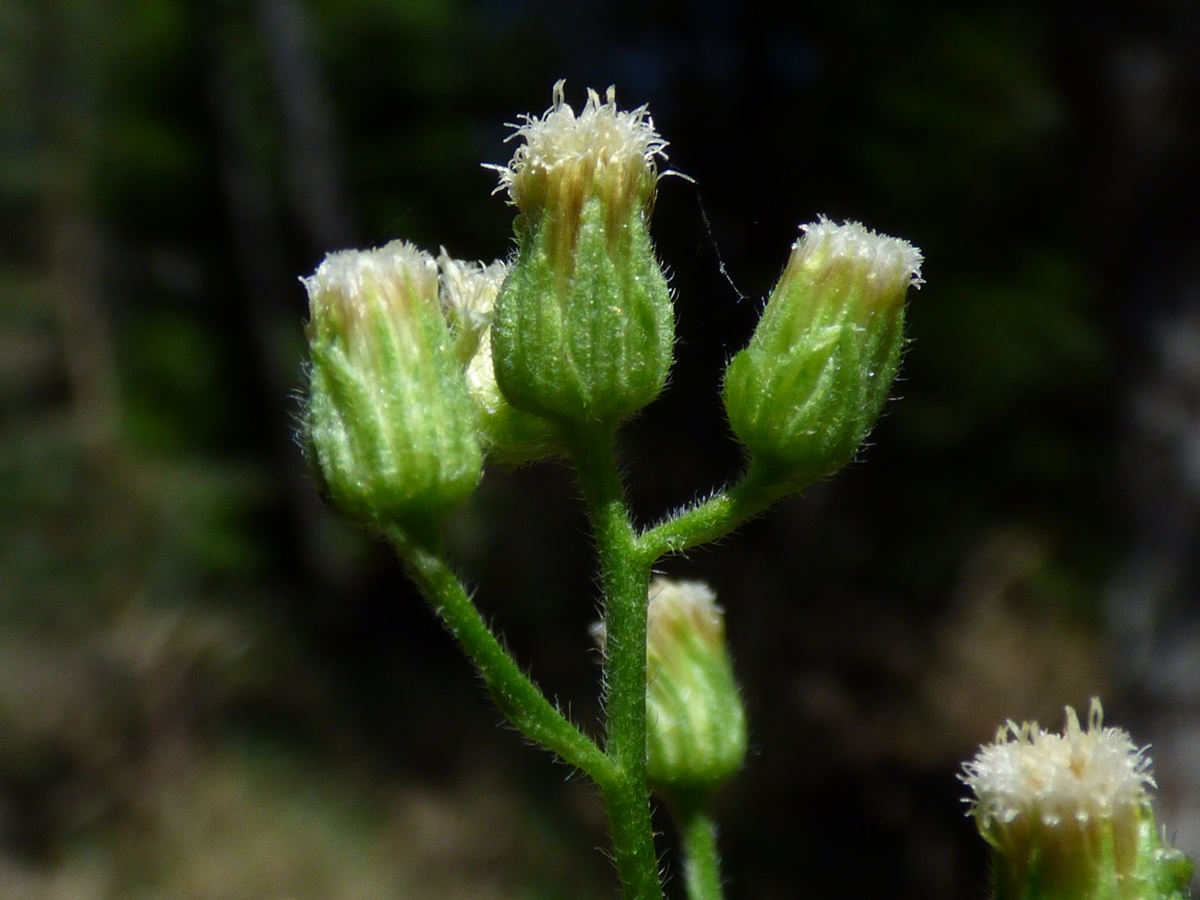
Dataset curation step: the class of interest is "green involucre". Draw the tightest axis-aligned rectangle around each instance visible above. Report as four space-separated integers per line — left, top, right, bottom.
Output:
723 258 907 488
491 196 674 427
646 627 747 796
989 807 1192 900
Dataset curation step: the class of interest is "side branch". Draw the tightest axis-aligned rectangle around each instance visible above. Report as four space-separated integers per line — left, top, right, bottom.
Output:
390 529 617 785
636 462 794 564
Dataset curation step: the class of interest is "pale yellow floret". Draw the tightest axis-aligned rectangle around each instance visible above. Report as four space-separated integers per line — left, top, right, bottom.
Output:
490 80 668 226
437 250 508 337
790 217 925 300
435 252 510 411
646 578 725 659
590 578 724 656
303 240 438 345
963 700 1154 829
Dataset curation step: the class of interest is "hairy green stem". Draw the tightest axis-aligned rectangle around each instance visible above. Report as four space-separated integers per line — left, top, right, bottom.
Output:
389 530 616 784
637 461 794 564
677 800 725 900
563 423 663 900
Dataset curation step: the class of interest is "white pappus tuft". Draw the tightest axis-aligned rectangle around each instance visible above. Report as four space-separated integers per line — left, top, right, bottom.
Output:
961 698 1156 867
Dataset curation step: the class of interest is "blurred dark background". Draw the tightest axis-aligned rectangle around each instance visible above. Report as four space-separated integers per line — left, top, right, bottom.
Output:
3 0 1200 897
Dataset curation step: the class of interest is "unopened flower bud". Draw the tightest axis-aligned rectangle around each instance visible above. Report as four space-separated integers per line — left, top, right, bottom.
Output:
723 217 922 488
961 699 1193 900
303 241 482 536
437 252 561 465
489 81 674 429
595 579 747 799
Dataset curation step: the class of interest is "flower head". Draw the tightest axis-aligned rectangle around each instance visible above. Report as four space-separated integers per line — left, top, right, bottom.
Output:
302 241 482 537
488 82 675 429
961 700 1192 900
723 217 922 490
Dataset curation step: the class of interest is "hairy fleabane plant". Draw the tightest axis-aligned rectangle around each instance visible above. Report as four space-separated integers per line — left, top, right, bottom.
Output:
299 82 927 900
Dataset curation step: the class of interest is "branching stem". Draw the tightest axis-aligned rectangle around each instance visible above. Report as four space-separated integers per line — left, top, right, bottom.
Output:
391 442 794 900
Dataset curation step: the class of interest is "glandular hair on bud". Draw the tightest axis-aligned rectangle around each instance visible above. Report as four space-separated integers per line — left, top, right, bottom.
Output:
489 81 675 429
723 217 922 490
593 578 747 799
961 699 1193 900
303 241 482 536
437 251 561 465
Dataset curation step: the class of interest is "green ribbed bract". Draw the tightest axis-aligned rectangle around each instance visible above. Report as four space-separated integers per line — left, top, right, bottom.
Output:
492 197 673 428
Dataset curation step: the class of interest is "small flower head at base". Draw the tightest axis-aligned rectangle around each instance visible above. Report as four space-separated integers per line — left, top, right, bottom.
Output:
723 217 922 491
593 579 747 802
489 81 675 429
961 699 1193 900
